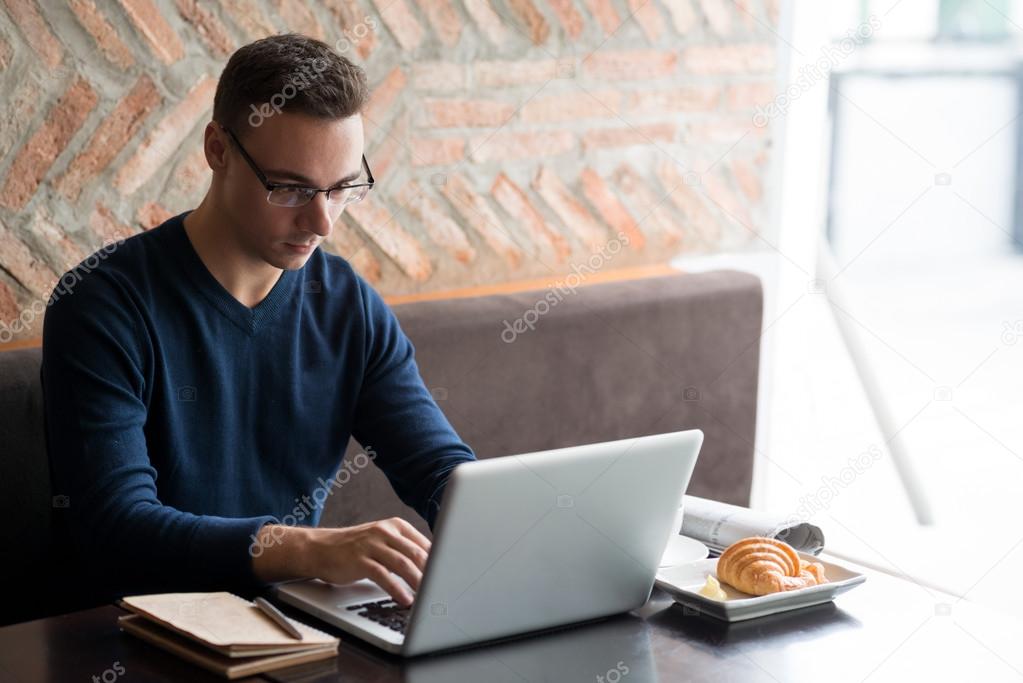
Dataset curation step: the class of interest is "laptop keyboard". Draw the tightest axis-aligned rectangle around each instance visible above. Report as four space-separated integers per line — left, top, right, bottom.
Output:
346 598 410 634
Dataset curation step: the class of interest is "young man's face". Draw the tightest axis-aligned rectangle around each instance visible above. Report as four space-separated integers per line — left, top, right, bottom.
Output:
217 111 365 270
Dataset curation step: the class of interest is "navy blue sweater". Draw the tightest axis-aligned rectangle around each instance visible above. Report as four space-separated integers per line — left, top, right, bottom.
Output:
41 211 475 598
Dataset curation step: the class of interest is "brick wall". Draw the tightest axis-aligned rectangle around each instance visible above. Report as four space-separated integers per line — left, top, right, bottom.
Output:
0 0 780 343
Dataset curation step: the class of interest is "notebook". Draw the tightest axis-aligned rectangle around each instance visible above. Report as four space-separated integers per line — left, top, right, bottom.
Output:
118 592 340 679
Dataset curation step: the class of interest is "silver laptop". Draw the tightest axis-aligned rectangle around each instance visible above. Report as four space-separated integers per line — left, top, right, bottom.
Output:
274 429 703 656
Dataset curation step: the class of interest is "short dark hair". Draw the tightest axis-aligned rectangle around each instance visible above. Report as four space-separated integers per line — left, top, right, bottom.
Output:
213 33 369 134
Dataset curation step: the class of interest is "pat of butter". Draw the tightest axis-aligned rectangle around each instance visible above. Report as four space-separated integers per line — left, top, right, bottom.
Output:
697 574 727 600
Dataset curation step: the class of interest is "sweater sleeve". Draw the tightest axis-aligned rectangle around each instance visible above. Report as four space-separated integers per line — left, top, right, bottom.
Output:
350 278 477 529
41 271 275 595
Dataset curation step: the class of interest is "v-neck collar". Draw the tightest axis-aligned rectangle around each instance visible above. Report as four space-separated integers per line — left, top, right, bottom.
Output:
168 211 298 336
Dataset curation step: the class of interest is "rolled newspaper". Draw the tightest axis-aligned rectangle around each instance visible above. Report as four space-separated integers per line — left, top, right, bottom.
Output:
680 495 825 556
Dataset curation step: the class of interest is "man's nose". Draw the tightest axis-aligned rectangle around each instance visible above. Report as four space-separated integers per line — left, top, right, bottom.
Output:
301 192 337 237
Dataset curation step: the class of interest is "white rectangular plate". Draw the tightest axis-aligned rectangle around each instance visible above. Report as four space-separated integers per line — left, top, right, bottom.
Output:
655 554 867 622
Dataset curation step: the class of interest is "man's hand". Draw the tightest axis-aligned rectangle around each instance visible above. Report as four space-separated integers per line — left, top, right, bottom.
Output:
251 518 431 607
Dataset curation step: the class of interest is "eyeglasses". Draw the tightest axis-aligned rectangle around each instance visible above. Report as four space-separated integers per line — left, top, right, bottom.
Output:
220 124 374 208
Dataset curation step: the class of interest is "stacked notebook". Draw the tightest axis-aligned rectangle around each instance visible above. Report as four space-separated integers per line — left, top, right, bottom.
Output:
118 592 339 679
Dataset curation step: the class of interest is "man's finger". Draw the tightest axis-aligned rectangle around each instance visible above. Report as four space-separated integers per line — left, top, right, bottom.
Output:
391 518 431 553
364 558 415 607
372 545 423 593
381 531 430 572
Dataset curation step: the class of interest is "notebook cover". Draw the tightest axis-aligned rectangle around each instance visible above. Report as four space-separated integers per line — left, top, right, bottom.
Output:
119 614 339 680
119 592 338 657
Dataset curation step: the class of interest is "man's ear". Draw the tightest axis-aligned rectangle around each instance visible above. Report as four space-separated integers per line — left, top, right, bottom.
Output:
203 122 229 172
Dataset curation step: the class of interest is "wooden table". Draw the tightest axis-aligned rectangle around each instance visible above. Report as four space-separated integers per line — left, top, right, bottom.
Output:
2 556 1020 682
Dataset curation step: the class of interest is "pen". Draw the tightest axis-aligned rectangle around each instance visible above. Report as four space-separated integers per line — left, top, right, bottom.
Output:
254 597 304 640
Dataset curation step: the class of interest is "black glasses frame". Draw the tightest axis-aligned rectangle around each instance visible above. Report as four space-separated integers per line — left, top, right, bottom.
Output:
220 124 374 207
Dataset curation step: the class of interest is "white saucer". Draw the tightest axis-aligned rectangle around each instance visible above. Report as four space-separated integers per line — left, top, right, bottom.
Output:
658 534 710 568
655 553 867 621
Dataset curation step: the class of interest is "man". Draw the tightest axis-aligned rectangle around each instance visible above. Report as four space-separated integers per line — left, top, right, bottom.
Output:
42 34 475 609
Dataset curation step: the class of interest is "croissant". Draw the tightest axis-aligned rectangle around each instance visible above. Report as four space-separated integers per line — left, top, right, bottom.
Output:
716 537 828 596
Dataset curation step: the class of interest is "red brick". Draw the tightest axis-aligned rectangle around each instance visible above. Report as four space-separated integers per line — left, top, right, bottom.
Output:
397 181 475 263
114 75 216 196
688 118 766 144
730 158 762 204
176 0 234 56
170 146 211 199
624 87 720 115
726 81 777 109
491 173 570 262
414 0 462 47
520 90 623 123
440 172 523 269
273 0 325 40
699 0 733 35
68 0 134 68
219 0 277 39
368 111 408 181
0 279 20 329
412 62 467 91
363 67 407 140
506 0 549 44
532 166 608 253
326 227 382 284
135 201 174 229
461 0 511 46
2 0 63 68
89 203 137 247
475 59 560 87
582 50 677 80
549 0 584 39
0 218 58 296
662 0 697 33
345 197 433 281
410 137 464 166
581 123 676 151
324 0 378 59
701 167 752 229
469 130 574 163
30 207 88 271
0 78 98 211
733 0 758 29
116 0 185 64
421 98 514 128
627 0 664 42
613 164 686 248
683 44 775 74
579 168 645 250
582 0 620 35
57 74 162 201
370 0 425 50
655 161 721 247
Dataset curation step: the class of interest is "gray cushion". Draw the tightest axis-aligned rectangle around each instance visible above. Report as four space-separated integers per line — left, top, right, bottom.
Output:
321 270 763 536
